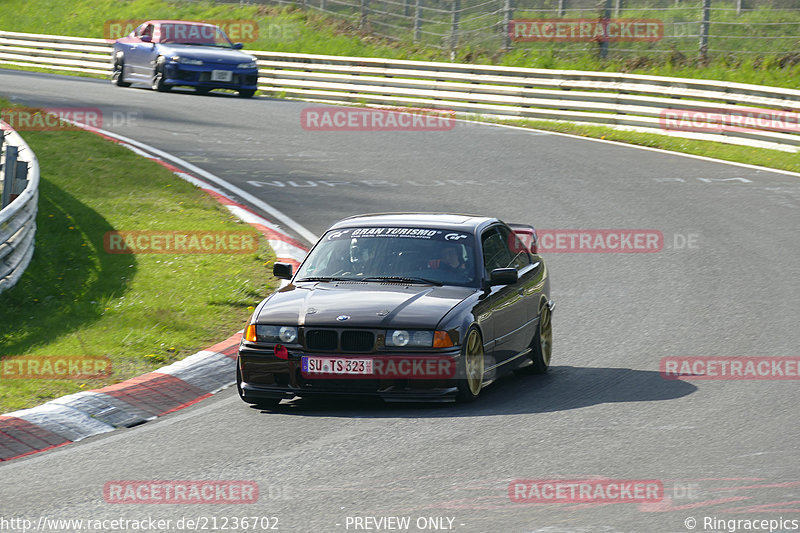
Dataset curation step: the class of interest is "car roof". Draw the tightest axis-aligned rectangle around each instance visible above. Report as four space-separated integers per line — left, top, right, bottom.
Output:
145 20 218 27
329 213 498 233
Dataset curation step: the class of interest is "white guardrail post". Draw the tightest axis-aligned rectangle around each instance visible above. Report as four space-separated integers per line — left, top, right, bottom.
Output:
0 29 799 152
0 121 39 295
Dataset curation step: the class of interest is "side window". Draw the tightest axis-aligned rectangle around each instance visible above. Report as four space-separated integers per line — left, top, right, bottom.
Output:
481 228 514 276
137 24 153 39
498 225 531 269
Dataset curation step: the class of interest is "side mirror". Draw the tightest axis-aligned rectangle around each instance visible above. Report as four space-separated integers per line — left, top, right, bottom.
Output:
489 268 518 286
233 42 244 49
273 262 293 280
140 35 152 43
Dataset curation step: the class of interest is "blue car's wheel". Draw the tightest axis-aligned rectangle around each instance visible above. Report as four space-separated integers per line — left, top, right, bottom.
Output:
151 57 171 92
111 55 131 88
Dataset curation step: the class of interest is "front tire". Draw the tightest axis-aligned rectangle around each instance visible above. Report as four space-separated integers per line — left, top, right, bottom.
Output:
456 327 485 402
151 57 171 92
111 55 131 87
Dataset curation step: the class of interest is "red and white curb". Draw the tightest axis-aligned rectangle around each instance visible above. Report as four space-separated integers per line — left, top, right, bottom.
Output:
0 127 310 462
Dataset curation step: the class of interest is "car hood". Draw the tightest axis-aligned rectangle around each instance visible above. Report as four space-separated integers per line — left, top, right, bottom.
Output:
256 282 476 329
159 44 254 64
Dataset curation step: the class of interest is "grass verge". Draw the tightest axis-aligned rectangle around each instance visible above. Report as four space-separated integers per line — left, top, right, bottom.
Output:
0 97 276 413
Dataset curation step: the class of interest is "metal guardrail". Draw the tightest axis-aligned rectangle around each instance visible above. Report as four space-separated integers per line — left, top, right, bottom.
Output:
1 30 799 152
250 50 800 151
0 120 39 295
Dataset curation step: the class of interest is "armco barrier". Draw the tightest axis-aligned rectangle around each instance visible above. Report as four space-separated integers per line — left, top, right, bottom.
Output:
0 120 38 295
1 30 799 151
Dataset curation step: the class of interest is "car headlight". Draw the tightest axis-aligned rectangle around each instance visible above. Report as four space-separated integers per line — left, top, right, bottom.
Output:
237 61 257 69
385 330 434 347
253 325 298 344
171 56 203 65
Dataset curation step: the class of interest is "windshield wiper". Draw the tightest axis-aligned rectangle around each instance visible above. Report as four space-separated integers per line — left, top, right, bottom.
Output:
295 276 360 282
362 276 443 286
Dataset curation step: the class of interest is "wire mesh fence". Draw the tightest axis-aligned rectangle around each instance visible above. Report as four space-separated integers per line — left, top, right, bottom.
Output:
214 0 800 60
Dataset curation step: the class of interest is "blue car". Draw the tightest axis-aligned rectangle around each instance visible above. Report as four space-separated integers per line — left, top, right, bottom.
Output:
112 20 259 98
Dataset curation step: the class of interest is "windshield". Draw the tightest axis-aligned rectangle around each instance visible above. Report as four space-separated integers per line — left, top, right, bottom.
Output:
296 227 478 287
156 23 234 47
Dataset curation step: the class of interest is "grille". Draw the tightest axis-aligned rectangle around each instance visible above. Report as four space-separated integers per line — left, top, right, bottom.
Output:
304 329 375 352
341 331 375 352
305 329 337 351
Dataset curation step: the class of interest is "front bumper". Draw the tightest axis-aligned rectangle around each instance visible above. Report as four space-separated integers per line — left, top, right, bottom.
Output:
239 383 460 403
164 63 258 89
238 345 463 403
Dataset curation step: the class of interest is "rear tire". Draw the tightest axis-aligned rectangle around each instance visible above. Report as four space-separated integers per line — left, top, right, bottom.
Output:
529 301 553 374
238 89 256 98
456 327 485 402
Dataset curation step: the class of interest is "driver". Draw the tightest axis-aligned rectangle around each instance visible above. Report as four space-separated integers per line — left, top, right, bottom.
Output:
429 245 466 272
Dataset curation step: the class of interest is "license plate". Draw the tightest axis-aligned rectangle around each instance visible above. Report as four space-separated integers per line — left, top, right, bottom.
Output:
302 357 373 375
211 70 233 82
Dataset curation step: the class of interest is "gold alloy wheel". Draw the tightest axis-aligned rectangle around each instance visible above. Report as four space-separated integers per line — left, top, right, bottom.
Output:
464 329 485 396
539 304 552 367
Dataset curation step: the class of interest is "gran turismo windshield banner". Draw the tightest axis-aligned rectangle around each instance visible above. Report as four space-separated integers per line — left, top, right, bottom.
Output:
324 228 470 242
